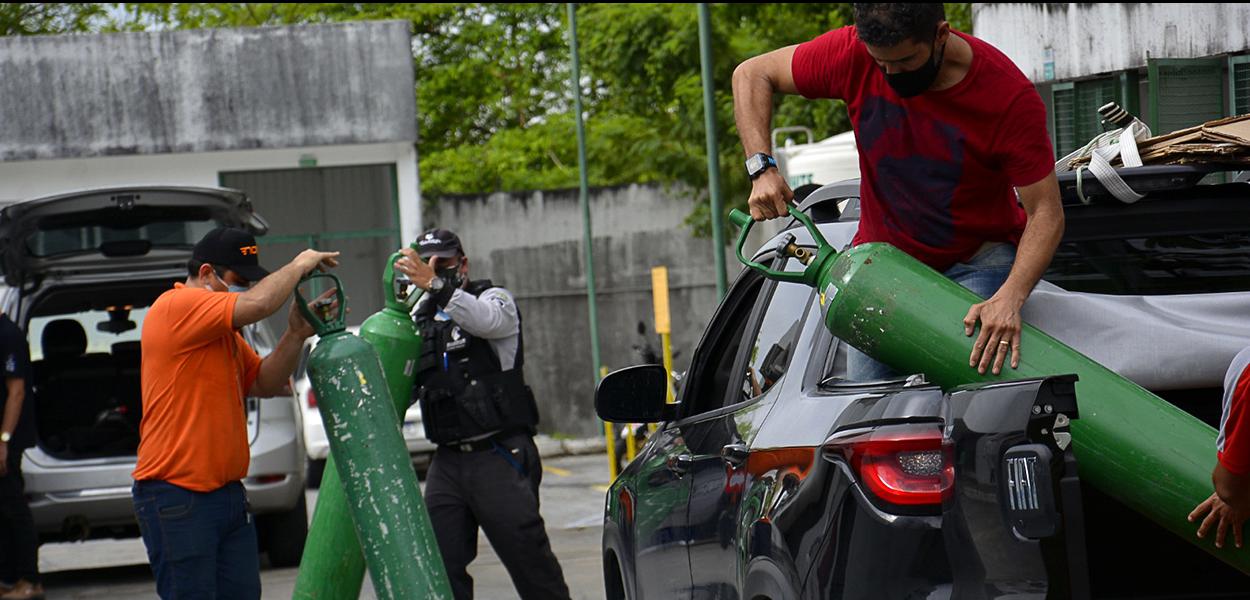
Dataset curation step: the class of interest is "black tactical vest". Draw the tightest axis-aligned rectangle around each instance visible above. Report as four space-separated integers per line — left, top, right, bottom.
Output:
414 280 539 444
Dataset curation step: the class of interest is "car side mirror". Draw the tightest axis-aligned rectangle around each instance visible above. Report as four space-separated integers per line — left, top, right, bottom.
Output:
596 364 676 423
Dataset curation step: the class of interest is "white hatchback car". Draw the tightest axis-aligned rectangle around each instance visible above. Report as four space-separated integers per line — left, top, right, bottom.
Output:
0 186 309 567
295 326 436 487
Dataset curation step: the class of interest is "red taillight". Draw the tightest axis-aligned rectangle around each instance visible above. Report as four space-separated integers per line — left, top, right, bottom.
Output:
826 423 953 507
306 388 317 409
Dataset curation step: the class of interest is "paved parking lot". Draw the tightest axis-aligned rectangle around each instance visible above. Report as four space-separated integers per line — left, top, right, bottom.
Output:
38 454 610 599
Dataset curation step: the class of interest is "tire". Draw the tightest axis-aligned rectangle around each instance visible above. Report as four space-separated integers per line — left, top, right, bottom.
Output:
604 551 627 600
306 458 326 489
258 493 308 569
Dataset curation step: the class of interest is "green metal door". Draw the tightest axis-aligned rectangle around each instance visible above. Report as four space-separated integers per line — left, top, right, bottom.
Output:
1149 57 1227 134
220 164 402 332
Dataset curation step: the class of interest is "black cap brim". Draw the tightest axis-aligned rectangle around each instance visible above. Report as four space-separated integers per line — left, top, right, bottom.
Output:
232 264 271 283
418 248 462 259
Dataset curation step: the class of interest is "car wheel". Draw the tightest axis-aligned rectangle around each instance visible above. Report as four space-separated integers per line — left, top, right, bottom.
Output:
306 458 326 489
258 493 308 569
604 550 628 600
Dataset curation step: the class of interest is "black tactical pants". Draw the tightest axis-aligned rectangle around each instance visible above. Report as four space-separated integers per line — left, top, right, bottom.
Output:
425 432 571 600
0 452 40 586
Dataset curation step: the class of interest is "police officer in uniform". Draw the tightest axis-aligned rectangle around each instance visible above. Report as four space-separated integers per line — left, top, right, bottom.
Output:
394 229 571 600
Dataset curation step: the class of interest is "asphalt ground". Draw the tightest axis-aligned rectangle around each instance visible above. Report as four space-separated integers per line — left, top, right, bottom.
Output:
37 453 611 599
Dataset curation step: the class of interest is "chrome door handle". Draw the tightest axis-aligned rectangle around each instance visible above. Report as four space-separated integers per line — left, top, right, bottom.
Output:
667 453 693 476
721 443 749 467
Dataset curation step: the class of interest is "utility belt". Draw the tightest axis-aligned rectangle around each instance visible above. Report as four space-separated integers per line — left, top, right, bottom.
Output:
439 429 529 453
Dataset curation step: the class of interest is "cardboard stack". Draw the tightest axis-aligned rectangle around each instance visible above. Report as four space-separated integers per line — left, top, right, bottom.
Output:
1067 114 1250 169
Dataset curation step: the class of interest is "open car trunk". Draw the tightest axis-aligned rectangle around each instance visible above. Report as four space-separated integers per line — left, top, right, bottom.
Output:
28 280 172 460
28 278 268 460
0 185 271 460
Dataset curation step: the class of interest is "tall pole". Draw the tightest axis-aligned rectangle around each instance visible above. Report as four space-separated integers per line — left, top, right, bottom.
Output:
568 3 603 386
698 3 728 299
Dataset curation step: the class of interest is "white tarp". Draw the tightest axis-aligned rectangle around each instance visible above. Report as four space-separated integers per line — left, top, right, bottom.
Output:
1023 281 1250 392
793 221 1250 392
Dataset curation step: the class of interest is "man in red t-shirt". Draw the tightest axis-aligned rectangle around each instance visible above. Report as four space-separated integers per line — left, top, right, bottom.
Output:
732 3 1064 380
1189 347 1250 549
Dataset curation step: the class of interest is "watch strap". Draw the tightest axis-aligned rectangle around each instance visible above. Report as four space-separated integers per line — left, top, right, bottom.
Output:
747 153 778 180
429 277 455 308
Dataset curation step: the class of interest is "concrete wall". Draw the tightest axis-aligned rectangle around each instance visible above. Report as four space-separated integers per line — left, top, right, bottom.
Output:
974 3 1250 82
0 20 416 161
428 185 753 437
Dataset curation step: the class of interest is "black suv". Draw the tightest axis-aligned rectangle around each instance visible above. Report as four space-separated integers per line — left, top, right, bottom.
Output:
597 166 1250 599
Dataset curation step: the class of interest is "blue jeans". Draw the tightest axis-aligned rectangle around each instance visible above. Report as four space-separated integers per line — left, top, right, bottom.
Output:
132 480 261 600
847 243 1017 381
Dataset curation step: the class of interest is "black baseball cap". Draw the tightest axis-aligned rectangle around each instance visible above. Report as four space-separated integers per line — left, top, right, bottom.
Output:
412 228 463 259
192 227 271 283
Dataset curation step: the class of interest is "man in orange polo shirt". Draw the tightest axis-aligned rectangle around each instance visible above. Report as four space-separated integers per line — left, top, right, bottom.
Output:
131 228 338 600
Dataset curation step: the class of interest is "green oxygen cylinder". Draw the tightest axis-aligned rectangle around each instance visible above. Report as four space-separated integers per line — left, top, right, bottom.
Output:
294 258 451 599
729 206 1250 575
291 273 452 600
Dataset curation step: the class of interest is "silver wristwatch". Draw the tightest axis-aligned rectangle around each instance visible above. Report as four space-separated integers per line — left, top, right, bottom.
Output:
428 276 445 293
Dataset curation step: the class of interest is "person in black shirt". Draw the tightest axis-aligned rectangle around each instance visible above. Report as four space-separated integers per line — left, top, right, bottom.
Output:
0 312 41 600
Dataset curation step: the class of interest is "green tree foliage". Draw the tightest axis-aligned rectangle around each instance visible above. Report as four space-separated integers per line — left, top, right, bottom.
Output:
0 3 110 36
2 3 973 235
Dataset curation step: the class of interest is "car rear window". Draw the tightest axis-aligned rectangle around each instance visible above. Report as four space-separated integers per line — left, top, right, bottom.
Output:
29 217 218 258
28 307 148 361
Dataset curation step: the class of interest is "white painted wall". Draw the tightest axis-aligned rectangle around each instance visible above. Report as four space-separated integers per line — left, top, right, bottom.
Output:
974 3 1250 82
0 141 423 244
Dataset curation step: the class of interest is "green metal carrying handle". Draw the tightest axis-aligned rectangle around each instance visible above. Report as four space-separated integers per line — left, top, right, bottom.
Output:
295 272 348 337
728 204 835 288
383 252 423 313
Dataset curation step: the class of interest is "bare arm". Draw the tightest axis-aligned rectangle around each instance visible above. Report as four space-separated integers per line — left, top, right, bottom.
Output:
732 45 800 158
248 287 338 398
1 377 21 438
1190 463 1250 548
999 173 1065 305
732 46 800 220
250 331 306 398
1215 463 1250 509
0 377 23 475
965 172 1065 374
232 250 339 329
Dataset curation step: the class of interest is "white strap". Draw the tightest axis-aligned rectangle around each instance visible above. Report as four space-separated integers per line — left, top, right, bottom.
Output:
1088 145 1144 203
1119 122 1147 168
1064 121 1152 203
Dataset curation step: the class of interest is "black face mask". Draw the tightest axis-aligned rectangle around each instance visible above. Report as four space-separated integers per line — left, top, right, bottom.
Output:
884 38 946 98
436 263 463 290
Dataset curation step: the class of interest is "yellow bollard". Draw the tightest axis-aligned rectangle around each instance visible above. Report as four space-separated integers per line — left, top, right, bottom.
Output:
601 365 618 480
604 421 618 481
625 423 638 463
650 267 676 436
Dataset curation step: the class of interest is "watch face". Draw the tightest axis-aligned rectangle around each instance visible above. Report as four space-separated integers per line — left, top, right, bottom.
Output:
746 154 763 174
